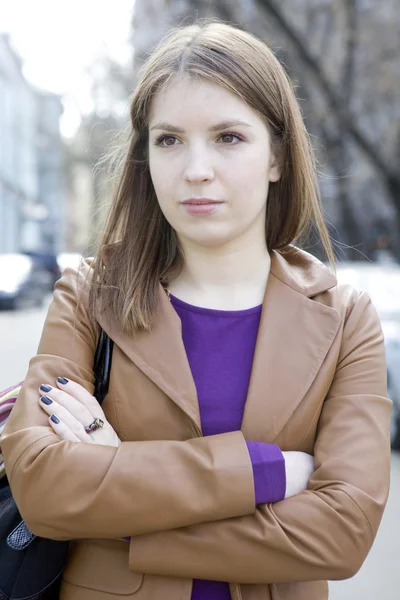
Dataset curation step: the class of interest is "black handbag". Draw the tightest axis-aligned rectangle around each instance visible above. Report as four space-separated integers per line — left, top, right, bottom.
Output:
0 328 113 600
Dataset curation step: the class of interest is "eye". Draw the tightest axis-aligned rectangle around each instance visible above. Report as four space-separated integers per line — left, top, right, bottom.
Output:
218 132 245 144
154 134 179 147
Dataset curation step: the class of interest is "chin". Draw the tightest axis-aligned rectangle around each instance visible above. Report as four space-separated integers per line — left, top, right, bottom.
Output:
175 219 247 248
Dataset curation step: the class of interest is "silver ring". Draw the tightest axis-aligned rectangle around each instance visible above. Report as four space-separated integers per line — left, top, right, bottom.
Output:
84 418 104 434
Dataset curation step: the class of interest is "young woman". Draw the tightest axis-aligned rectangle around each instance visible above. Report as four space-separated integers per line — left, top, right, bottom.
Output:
1 20 391 600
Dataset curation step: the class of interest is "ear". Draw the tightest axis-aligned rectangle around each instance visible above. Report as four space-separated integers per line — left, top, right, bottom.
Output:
268 148 282 183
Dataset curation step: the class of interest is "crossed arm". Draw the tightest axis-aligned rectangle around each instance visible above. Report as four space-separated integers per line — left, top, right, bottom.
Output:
0 266 391 584
125 294 391 583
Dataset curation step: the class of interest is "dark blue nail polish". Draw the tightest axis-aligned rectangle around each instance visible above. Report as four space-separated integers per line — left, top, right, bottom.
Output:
40 396 53 405
40 384 52 393
50 415 60 424
57 377 68 385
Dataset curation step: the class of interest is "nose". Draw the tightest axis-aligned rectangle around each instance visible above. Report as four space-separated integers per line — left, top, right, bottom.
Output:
183 145 215 183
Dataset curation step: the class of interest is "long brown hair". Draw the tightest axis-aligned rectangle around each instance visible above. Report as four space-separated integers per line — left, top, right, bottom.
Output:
88 20 335 333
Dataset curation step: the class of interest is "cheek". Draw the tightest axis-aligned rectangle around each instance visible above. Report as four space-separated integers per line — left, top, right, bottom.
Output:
149 165 179 225
149 160 172 202
150 151 180 185
231 158 270 203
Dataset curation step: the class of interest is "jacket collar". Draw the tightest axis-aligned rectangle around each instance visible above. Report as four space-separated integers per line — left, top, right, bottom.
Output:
97 248 341 440
269 246 337 297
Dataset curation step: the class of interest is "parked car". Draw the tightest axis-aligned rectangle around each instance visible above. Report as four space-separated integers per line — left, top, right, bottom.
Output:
24 250 62 289
0 254 52 310
335 262 400 449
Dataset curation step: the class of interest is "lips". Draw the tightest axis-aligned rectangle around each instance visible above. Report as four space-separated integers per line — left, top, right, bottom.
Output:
182 198 223 205
181 198 224 215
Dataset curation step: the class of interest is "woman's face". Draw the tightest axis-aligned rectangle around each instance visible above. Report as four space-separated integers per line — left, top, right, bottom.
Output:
148 76 281 249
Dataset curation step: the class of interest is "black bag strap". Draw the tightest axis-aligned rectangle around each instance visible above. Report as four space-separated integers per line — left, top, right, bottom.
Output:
93 328 114 405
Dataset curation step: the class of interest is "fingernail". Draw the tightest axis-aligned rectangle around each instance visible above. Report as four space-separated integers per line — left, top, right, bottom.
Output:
40 384 52 393
57 377 69 385
40 396 53 405
50 415 60 424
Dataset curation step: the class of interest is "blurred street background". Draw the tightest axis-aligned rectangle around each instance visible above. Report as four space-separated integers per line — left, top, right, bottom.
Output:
1 0 400 597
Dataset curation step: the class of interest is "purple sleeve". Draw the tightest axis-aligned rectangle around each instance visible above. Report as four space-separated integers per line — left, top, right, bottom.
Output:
246 441 286 504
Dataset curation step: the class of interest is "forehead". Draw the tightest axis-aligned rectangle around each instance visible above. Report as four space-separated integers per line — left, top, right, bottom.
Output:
148 75 263 127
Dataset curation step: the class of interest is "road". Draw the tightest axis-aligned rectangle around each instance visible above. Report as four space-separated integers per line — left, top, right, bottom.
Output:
0 301 399 598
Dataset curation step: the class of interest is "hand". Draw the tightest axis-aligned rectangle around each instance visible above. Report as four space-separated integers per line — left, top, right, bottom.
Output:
38 378 121 448
282 451 314 499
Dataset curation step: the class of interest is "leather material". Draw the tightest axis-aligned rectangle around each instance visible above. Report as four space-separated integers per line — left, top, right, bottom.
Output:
1 247 391 600
62 540 143 595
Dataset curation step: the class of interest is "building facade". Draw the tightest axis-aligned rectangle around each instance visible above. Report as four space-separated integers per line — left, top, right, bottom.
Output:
0 34 65 254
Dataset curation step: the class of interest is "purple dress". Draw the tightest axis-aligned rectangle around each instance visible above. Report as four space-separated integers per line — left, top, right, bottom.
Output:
170 294 286 600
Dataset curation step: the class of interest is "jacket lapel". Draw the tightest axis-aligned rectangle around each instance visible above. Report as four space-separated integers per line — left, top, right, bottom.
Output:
97 284 202 432
241 251 341 443
97 248 340 440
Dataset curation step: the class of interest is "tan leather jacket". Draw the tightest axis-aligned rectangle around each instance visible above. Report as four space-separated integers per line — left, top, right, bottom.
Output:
1 248 391 600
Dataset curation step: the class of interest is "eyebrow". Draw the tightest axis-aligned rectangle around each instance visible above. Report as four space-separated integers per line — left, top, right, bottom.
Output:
150 119 252 132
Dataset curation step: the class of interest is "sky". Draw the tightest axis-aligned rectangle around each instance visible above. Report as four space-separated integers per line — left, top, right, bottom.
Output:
0 0 134 136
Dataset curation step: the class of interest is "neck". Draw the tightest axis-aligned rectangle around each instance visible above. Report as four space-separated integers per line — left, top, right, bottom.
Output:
169 232 271 310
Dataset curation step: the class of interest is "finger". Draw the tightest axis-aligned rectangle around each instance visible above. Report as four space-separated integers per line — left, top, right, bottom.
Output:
39 384 95 427
48 414 81 442
55 378 106 419
39 396 93 442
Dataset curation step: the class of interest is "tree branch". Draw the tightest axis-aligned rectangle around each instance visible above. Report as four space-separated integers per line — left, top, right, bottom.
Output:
253 0 400 210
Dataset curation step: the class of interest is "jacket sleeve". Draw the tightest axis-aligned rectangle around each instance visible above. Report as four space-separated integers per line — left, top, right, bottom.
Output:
128 292 391 583
0 264 255 540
